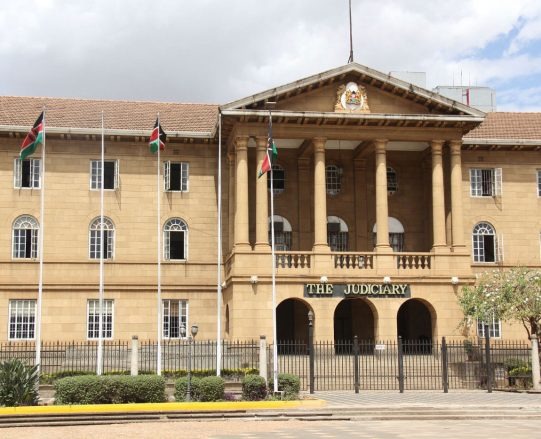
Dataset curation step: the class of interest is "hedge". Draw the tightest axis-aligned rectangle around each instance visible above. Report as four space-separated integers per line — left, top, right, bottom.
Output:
174 376 225 401
278 373 300 400
174 376 201 402
54 375 166 405
242 374 267 401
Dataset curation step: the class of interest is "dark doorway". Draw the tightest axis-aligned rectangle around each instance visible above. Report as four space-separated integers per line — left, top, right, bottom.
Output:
276 298 311 343
397 299 434 354
334 298 375 353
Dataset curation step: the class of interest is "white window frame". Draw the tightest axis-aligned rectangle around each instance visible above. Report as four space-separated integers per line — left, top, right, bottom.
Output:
472 222 498 263
163 218 188 261
268 164 285 195
14 158 41 189
325 164 342 196
89 217 115 260
87 299 114 340
8 299 36 340
164 161 189 192
162 299 188 339
477 315 501 339
469 168 502 197
90 159 119 190
12 215 39 259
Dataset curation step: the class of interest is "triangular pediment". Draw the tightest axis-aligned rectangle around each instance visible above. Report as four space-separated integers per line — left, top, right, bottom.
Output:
221 63 484 117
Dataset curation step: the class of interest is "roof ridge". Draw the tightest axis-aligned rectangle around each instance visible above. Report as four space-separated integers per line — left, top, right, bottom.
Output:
1 95 220 107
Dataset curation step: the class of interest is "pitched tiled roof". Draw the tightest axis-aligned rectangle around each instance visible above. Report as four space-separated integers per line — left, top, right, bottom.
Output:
0 96 219 134
464 112 541 141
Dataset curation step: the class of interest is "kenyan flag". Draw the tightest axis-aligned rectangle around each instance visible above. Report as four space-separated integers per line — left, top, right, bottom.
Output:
149 118 166 153
258 136 278 178
20 112 44 160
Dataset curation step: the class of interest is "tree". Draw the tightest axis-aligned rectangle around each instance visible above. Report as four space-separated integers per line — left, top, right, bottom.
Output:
459 267 541 339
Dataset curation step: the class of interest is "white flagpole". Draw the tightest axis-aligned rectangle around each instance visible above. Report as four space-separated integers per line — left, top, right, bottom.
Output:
35 108 46 372
157 114 162 376
97 111 105 375
269 111 278 393
216 112 222 376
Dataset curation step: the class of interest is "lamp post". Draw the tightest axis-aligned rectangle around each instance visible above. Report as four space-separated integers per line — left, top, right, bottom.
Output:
184 324 198 401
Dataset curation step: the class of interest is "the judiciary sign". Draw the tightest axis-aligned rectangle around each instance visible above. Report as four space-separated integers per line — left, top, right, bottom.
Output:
304 283 411 298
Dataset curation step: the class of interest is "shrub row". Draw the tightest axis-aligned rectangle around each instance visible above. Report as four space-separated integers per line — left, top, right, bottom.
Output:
174 376 225 402
54 375 166 404
241 373 300 401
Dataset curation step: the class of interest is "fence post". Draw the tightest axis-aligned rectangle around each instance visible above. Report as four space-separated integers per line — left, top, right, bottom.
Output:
484 324 492 393
441 337 448 393
353 335 360 394
130 335 139 376
531 334 541 391
398 336 405 393
308 310 315 394
259 335 268 384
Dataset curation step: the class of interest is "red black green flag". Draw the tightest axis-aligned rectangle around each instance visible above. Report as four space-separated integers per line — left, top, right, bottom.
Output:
258 137 278 178
20 112 44 160
149 118 166 153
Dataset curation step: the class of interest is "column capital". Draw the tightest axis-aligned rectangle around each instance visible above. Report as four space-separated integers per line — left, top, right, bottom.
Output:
254 136 267 150
431 139 445 154
312 137 327 152
449 139 462 154
374 138 388 153
235 136 249 151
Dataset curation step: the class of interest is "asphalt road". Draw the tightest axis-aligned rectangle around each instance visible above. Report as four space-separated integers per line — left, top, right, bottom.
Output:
2 419 540 439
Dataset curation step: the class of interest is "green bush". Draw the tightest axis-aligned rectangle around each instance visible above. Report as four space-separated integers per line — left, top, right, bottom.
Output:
40 370 95 384
174 376 201 401
242 374 267 401
199 376 225 402
54 375 165 405
0 359 39 407
277 373 300 400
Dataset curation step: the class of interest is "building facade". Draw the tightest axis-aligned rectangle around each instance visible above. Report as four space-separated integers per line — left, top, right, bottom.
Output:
1 63 540 343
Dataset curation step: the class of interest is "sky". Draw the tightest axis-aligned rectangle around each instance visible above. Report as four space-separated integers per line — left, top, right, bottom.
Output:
1 0 541 111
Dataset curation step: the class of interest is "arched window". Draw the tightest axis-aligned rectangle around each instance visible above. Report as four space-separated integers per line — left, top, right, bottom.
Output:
268 215 292 251
89 217 115 260
12 215 39 259
326 164 342 195
473 222 496 262
164 218 188 261
327 216 348 251
267 164 285 195
387 166 398 195
372 217 405 252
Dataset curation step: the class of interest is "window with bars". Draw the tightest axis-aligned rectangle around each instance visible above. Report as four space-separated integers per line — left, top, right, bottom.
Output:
472 222 503 263
87 299 114 339
90 160 118 190
477 315 501 338
164 218 188 260
164 161 189 192
537 170 541 197
325 165 342 195
14 158 41 189
387 167 398 195
9 300 36 340
327 216 348 251
268 215 292 250
12 215 39 259
89 217 115 260
163 299 188 339
267 164 285 195
470 168 502 197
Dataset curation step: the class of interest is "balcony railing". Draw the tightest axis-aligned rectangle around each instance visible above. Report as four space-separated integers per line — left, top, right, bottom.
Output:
395 252 432 269
275 252 311 269
334 253 374 269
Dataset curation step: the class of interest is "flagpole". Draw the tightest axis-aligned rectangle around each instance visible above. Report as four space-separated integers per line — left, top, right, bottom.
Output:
97 111 105 376
157 113 162 376
35 107 46 373
216 111 223 376
269 111 278 393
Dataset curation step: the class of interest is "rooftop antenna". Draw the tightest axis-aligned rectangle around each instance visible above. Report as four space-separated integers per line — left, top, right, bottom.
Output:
347 0 354 63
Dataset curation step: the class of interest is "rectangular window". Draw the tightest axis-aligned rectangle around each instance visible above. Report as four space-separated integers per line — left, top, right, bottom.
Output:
89 230 114 260
164 161 189 192
9 300 36 340
90 160 118 190
537 170 541 197
13 228 38 259
470 168 502 197
87 299 114 339
477 316 501 338
162 300 188 339
14 158 41 189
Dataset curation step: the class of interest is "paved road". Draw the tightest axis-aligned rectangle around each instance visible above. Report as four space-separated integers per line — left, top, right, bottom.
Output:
2 419 541 439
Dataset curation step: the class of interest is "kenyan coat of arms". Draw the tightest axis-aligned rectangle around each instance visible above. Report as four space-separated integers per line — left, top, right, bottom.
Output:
334 82 370 113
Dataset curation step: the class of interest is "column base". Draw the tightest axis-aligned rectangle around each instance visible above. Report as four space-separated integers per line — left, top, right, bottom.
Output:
254 242 271 252
375 245 392 254
312 243 331 252
233 243 252 252
451 244 468 254
431 245 451 254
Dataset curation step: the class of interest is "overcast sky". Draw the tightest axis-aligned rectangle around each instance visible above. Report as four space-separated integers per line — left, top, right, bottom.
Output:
1 0 541 111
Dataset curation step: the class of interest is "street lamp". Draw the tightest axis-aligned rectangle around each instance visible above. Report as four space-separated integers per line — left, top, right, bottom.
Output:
184 324 198 401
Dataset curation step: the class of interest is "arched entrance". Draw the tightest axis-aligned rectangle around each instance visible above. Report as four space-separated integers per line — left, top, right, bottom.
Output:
334 298 375 343
276 298 311 343
397 299 435 353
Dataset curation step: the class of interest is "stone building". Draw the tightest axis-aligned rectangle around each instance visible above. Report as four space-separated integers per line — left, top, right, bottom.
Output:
1 63 540 343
